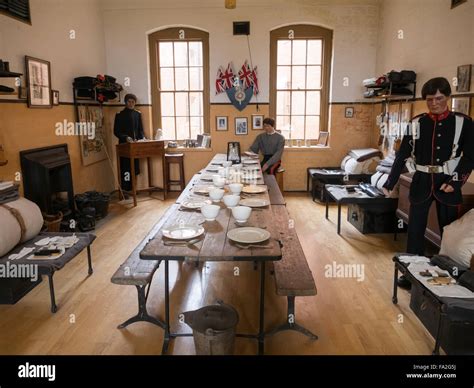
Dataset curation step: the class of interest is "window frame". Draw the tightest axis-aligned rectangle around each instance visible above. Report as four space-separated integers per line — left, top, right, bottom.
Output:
270 24 333 141
148 27 210 140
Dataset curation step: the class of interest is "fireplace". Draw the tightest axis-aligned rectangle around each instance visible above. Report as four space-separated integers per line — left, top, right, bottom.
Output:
20 144 75 219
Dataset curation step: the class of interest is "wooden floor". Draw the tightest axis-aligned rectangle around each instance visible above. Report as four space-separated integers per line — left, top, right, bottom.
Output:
0 193 436 355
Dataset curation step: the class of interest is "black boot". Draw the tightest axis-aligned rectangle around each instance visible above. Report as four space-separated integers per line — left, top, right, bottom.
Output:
397 275 411 290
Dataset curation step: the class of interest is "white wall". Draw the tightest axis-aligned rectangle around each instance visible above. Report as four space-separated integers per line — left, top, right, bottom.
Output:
101 0 380 104
0 0 107 102
376 0 474 96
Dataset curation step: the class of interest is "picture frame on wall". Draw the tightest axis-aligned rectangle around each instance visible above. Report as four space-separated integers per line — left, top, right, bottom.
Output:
216 116 228 131
251 114 264 130
345 107 354 118
52 90 59 105
235 117 248 135
25 56 52 108
18 85 27 100
451 96 470 115
456 64 471 92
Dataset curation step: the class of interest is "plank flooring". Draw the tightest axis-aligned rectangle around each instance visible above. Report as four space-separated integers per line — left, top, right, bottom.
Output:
0 193 436 355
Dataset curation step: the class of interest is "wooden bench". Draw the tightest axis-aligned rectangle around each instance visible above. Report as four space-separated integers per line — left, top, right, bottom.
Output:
111 219 165 330
266 205 318 340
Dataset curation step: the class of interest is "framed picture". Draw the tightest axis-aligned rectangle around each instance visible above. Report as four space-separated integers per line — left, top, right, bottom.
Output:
25 56 52 108
216 116 228 131
52 90 59 105
235 117 248 135
252 114 264 130
456 64 472 92
452 96 471 115
451 0 467 9
345 107 354 118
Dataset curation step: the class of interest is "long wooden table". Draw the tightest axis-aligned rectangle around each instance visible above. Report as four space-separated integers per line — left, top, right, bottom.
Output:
140 154 283 354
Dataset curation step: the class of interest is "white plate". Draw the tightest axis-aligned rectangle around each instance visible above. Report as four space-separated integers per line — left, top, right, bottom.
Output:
243 165 260 171
211 162 224 166
243 160 259 165
182 198 212 209
239 198 270 207
193 186 213 195
162 224 205 240
206 167 219 173
242 185 267 194
227 227 271 244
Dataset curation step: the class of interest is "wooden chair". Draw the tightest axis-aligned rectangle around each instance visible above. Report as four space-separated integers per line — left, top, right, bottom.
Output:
165 153 185 192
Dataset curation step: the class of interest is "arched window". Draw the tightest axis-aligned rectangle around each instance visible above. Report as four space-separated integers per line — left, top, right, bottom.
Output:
149 28 210 140
270 25 333 142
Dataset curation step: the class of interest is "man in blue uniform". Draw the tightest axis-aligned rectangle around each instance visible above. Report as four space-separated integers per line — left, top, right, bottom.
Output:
113 93 145 192
383 77 474 288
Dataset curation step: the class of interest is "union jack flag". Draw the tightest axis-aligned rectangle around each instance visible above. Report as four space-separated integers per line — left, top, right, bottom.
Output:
251 66 259 95
238 61 253 89
215 67 225 94
221 63 235 90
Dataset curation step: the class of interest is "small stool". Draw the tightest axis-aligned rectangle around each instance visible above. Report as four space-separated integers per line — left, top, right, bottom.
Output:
275 167 285 193
165 153 185 192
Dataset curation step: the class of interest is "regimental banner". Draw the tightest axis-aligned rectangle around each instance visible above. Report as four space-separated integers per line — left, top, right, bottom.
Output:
215 61 259 111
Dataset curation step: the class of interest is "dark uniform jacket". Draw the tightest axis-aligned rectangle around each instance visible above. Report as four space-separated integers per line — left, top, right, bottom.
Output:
384 110 474 205
113 108 145 143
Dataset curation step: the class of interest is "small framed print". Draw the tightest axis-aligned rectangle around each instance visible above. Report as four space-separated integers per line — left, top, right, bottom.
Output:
235 117 248 135
252 114 264 130
216 116 228 131
52 90 59 105
345 106 354 118
25 56 52 108
456 64 472 92
452 96 470 115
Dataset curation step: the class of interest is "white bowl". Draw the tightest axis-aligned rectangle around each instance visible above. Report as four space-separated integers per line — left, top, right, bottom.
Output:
222 161 233 168
209 188 225 202
213 178 225 188
231 205 252 223
229 183 243 195
201 204 220 221
223 194 240 208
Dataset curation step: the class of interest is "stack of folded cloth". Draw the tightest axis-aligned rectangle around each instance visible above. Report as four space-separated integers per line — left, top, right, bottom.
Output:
371 154 398 197
0 181 20 204
376 154 395 174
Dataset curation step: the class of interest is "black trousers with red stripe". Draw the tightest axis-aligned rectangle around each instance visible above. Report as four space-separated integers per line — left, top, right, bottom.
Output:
407 195 460 255
261 154 281 175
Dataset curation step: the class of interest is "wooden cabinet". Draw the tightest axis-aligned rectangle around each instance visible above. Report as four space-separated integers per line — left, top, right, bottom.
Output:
397 173 474 247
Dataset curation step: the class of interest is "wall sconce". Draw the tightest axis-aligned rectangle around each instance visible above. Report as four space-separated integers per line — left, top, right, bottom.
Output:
225 0 236 9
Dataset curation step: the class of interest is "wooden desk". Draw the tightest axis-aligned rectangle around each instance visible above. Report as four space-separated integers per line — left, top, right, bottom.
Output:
115 140 167 206
397 173 474 247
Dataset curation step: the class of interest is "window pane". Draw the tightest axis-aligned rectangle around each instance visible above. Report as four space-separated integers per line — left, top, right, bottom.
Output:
277 66 291 89
277 40 291 65
306 66 321 89
291 115 305 139
162 117 175 140
307 40 322 65
277 115 291 139
174 42 188 66
291 91 305 115
189 42 202 66
175 67 189 91
292 66 305 89
189 67 203 90
160 92 174 116
189 92 202 116
190 116 203 138
276 91 291 115
160 68 174 90
292 40 306 65
176 117 190 140
305 116 320 140
159 42 173 67
175 92 189 116
306 91 320 115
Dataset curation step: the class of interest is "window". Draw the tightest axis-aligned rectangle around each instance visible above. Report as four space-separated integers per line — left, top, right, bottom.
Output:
270 25 332 142
149 28 210 140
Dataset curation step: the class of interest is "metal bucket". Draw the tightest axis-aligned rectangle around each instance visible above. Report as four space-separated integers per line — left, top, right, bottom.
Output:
184 302 239 355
